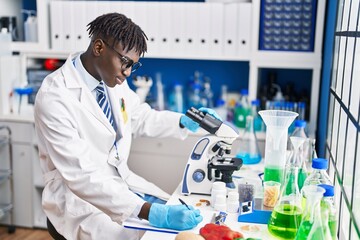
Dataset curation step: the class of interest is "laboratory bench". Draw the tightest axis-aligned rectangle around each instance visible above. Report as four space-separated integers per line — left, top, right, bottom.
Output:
138 164 275 240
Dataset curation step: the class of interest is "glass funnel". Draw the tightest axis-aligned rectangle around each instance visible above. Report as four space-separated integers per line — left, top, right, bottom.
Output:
259 110 298 183
295 185 332 240
288 136 308 191
268 166 303 239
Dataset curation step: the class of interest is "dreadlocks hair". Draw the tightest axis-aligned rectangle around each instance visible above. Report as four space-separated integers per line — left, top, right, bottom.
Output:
87 13 148 56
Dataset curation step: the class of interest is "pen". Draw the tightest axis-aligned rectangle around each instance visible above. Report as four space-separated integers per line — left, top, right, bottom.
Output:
178 198 191 210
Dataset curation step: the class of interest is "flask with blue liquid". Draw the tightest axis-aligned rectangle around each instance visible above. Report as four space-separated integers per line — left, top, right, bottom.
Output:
236 115 262 164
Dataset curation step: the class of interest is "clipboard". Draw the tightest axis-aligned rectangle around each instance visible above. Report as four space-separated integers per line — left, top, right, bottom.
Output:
123 210 216 234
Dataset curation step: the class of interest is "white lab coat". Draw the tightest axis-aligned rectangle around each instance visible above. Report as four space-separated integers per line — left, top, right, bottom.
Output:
34 53 188 240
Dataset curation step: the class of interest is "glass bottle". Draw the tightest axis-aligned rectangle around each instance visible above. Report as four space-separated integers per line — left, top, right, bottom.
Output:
251 99 264 132
201 79 214 108
319 184 337 240
303 158 332 187
268 166 303 239
302 158 332 209
295 185 332 240
234 89 250 128
236 116 262 165
187 82 202 109
297 102 306 121
168 82 184 113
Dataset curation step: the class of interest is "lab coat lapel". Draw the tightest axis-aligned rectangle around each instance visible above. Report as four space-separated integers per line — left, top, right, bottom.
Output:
107 86 124 139
62 54 115 134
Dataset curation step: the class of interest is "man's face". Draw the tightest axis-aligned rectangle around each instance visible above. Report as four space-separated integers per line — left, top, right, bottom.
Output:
95 39 141 88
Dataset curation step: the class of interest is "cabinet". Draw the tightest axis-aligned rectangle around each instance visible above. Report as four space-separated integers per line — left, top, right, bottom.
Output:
0 125 15 233
0 118 46 228
248 1 326 135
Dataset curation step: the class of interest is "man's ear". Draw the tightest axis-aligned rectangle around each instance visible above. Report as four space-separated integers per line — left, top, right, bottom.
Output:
92 39 104 56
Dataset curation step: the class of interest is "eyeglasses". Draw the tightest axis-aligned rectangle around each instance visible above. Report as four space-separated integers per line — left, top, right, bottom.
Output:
101 39 142 73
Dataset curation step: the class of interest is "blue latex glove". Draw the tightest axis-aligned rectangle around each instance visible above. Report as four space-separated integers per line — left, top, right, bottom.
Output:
148 203 203 230
180 107 222 132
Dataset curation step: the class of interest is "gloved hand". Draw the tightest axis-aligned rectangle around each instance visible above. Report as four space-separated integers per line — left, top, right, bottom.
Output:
180 107 222 132
148 203 203 230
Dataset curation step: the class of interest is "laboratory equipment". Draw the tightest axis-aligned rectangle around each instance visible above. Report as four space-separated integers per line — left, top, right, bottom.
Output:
234 89 250 128
251 99 264 132
304 138 317 172
214 99 227 121
0 16 17 41
227 191 239 213
0 27 11 56
268 166 302 239
303 158 332 187
214 195 227 211
187 83 203 109
202 79 214 108
181 107 242 195
238 182 254 213
132 75 153 103
287 136 308 190
211 181 226 207
236 115 262 165
168 82 184 113
263 181 281 208
259 0 317 52
22 10 38 42
319 184 337 239
295 185 332 240
13 87 33 114
155 73 165 110
258 110 298 183
287 120 307 150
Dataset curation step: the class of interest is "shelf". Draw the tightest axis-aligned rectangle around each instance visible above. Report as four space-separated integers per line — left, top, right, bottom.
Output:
13 47 251 62
251 51 322 69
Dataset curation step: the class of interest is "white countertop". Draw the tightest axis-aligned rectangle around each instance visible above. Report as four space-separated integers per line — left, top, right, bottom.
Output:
140 177 276 240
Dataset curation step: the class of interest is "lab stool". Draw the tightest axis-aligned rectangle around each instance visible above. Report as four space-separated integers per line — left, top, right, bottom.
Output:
47 218 66 240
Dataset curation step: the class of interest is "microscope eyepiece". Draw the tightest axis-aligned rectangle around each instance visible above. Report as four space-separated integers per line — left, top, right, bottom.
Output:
185 107 222 134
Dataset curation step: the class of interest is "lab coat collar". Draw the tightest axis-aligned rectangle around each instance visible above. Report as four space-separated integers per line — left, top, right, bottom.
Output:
62 53 116 136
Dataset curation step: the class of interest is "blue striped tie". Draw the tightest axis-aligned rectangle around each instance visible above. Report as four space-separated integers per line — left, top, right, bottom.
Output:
96 82 116 130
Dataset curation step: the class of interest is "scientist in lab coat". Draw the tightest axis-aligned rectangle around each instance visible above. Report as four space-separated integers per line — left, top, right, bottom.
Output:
34 13 218 239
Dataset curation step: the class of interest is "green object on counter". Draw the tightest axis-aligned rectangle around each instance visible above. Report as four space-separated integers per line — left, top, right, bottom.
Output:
268 203 302 239
264 166 284 183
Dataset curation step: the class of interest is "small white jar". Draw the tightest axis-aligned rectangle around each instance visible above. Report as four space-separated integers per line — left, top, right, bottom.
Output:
211 181 226 207
227 191 240 213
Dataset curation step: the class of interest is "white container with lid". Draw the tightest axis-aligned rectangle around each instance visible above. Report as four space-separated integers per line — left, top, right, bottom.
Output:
0 28 12 56
227 191 239 213
211 181 226 207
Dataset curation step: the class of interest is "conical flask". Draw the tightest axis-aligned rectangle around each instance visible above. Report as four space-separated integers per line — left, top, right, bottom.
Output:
236 116 262 164
295 185 332 240
288 136 308 191
268 166 302 239
259 110 298 183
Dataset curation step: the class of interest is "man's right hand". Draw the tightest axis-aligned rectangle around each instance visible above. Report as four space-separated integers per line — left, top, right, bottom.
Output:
148 203 203 230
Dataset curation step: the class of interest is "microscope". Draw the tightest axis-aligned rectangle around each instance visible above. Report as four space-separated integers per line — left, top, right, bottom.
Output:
181 107 243 195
